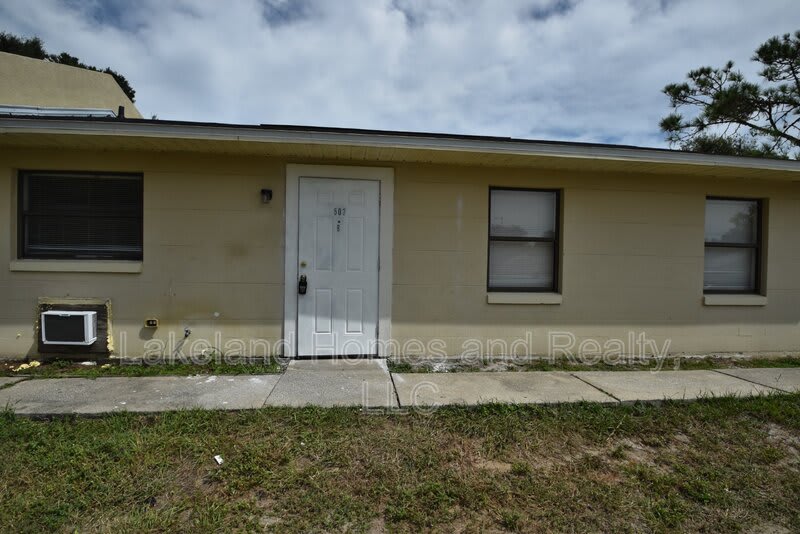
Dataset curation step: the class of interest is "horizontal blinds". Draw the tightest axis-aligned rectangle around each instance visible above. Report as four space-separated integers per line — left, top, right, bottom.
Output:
20 172 143 260
488 189 558 291
489 241 554 288
703 247 756 292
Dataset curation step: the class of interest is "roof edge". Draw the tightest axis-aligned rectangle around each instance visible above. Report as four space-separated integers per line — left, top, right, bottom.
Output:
0 116 798 173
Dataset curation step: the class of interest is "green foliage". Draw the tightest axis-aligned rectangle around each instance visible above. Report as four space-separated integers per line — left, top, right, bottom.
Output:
0 31 136 102
0 32 47 58
661 31 800 159
678 133 790 159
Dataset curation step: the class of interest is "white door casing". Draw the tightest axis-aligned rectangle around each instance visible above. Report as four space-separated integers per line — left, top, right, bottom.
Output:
283 165 394 358
297 177 379 355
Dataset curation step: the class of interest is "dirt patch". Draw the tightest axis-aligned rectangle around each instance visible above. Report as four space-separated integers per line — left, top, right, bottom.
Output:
746 522 790 534
473 459 513 473
766 422 800 448
766 423 800 466
259 515 282 528
367 516 385 533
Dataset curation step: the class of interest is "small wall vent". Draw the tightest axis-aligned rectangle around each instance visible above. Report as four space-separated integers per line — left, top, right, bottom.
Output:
41 310 98 345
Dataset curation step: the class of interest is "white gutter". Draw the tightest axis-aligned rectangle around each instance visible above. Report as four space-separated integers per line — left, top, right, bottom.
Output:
0 105 117 118
0 117 798 173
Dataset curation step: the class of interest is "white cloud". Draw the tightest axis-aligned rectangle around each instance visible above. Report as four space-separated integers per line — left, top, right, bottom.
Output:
1 0 797 147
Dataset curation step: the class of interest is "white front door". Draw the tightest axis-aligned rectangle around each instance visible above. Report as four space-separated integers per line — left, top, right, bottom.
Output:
297 177 380 356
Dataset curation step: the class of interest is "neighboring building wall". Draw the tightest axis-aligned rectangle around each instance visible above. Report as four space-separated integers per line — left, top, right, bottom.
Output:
0 52 142 118
0 147 798 360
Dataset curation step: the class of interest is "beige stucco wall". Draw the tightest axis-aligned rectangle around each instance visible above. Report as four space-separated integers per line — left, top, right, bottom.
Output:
0 52 142 118
392 164 800 357
0 149 283 360
0 146 798 360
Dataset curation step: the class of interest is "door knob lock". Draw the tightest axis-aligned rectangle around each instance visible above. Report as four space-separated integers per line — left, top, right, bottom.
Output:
298 274 308 295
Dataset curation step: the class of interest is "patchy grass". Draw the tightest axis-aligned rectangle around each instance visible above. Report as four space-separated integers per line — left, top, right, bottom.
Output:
0 358 282 378
1 395 799 532
388 355 800 374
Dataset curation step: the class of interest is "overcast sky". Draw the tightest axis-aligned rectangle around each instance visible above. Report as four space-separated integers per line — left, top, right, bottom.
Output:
1 0 797 147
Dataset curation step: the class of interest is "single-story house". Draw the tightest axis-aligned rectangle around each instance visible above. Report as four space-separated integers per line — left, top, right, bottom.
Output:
0 115 798 360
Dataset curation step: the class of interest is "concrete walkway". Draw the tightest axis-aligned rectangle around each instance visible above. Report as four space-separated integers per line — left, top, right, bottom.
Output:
0 362 798 416
264 359 396 408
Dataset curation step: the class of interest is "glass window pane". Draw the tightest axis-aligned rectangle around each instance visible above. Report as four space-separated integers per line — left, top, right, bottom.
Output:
705 199 758 244
490 190 556 238
489 241 554 289
20 172 143 260
704 246 756 292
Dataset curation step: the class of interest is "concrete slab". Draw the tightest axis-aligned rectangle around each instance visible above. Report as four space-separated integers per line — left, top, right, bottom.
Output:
0 376 27 388
392 372 616 407
265 359 396 408
573 370 777 402
715 367 800 393
0 375 280 415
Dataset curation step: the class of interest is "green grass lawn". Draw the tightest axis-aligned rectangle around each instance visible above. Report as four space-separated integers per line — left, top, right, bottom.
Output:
1 395 798 532
0 359 282 379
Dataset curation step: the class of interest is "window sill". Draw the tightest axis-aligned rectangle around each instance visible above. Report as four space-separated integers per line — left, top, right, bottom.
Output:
703 294 767 306
10 260 142 274
487 292 562 305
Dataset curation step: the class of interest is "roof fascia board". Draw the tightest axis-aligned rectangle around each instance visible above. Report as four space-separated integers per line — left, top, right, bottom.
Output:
0 117 798 173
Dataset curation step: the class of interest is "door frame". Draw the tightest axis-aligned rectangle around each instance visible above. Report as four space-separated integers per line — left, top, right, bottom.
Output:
283 164 394 358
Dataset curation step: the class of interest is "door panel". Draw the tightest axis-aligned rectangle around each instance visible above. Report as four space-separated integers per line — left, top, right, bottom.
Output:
347 217 365 271
346 289 363 333
315 216 333 271
297 177 380 356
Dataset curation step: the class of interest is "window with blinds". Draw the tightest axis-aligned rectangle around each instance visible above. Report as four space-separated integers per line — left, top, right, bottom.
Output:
703 197 762 294
488 188 560 292
18 171 143 260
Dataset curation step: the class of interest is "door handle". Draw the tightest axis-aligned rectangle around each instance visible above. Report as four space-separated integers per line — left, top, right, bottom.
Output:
298 274 308 295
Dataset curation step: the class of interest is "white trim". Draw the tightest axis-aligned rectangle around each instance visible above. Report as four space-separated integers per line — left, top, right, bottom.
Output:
10 260 142 273
487 292 563 305
703 294 767 306
1 118 799 173
283 164 394 358
0 105 117 117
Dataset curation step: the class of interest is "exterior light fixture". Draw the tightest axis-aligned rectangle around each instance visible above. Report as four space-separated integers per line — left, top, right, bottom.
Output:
261 188 273 203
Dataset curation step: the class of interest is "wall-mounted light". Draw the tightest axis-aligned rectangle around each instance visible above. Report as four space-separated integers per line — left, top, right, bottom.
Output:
261 188 273 203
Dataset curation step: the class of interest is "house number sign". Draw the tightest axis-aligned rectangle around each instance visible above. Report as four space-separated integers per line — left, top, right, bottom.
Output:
334 207 345 232
333 208 347 232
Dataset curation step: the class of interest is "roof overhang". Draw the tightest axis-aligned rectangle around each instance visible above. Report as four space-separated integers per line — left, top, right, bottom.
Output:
0 116 798 180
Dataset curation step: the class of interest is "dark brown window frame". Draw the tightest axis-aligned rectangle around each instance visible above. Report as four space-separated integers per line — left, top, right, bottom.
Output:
703 196 763 295
487 187 561 293
18 170 144 261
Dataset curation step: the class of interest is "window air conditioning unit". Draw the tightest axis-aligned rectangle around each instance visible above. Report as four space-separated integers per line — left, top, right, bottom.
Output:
41 310 98 345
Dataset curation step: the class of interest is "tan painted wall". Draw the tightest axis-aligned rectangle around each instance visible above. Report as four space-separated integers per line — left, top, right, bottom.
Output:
0 149 283 359
0 147 798 360
392 164 800 356
0 52 141 118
